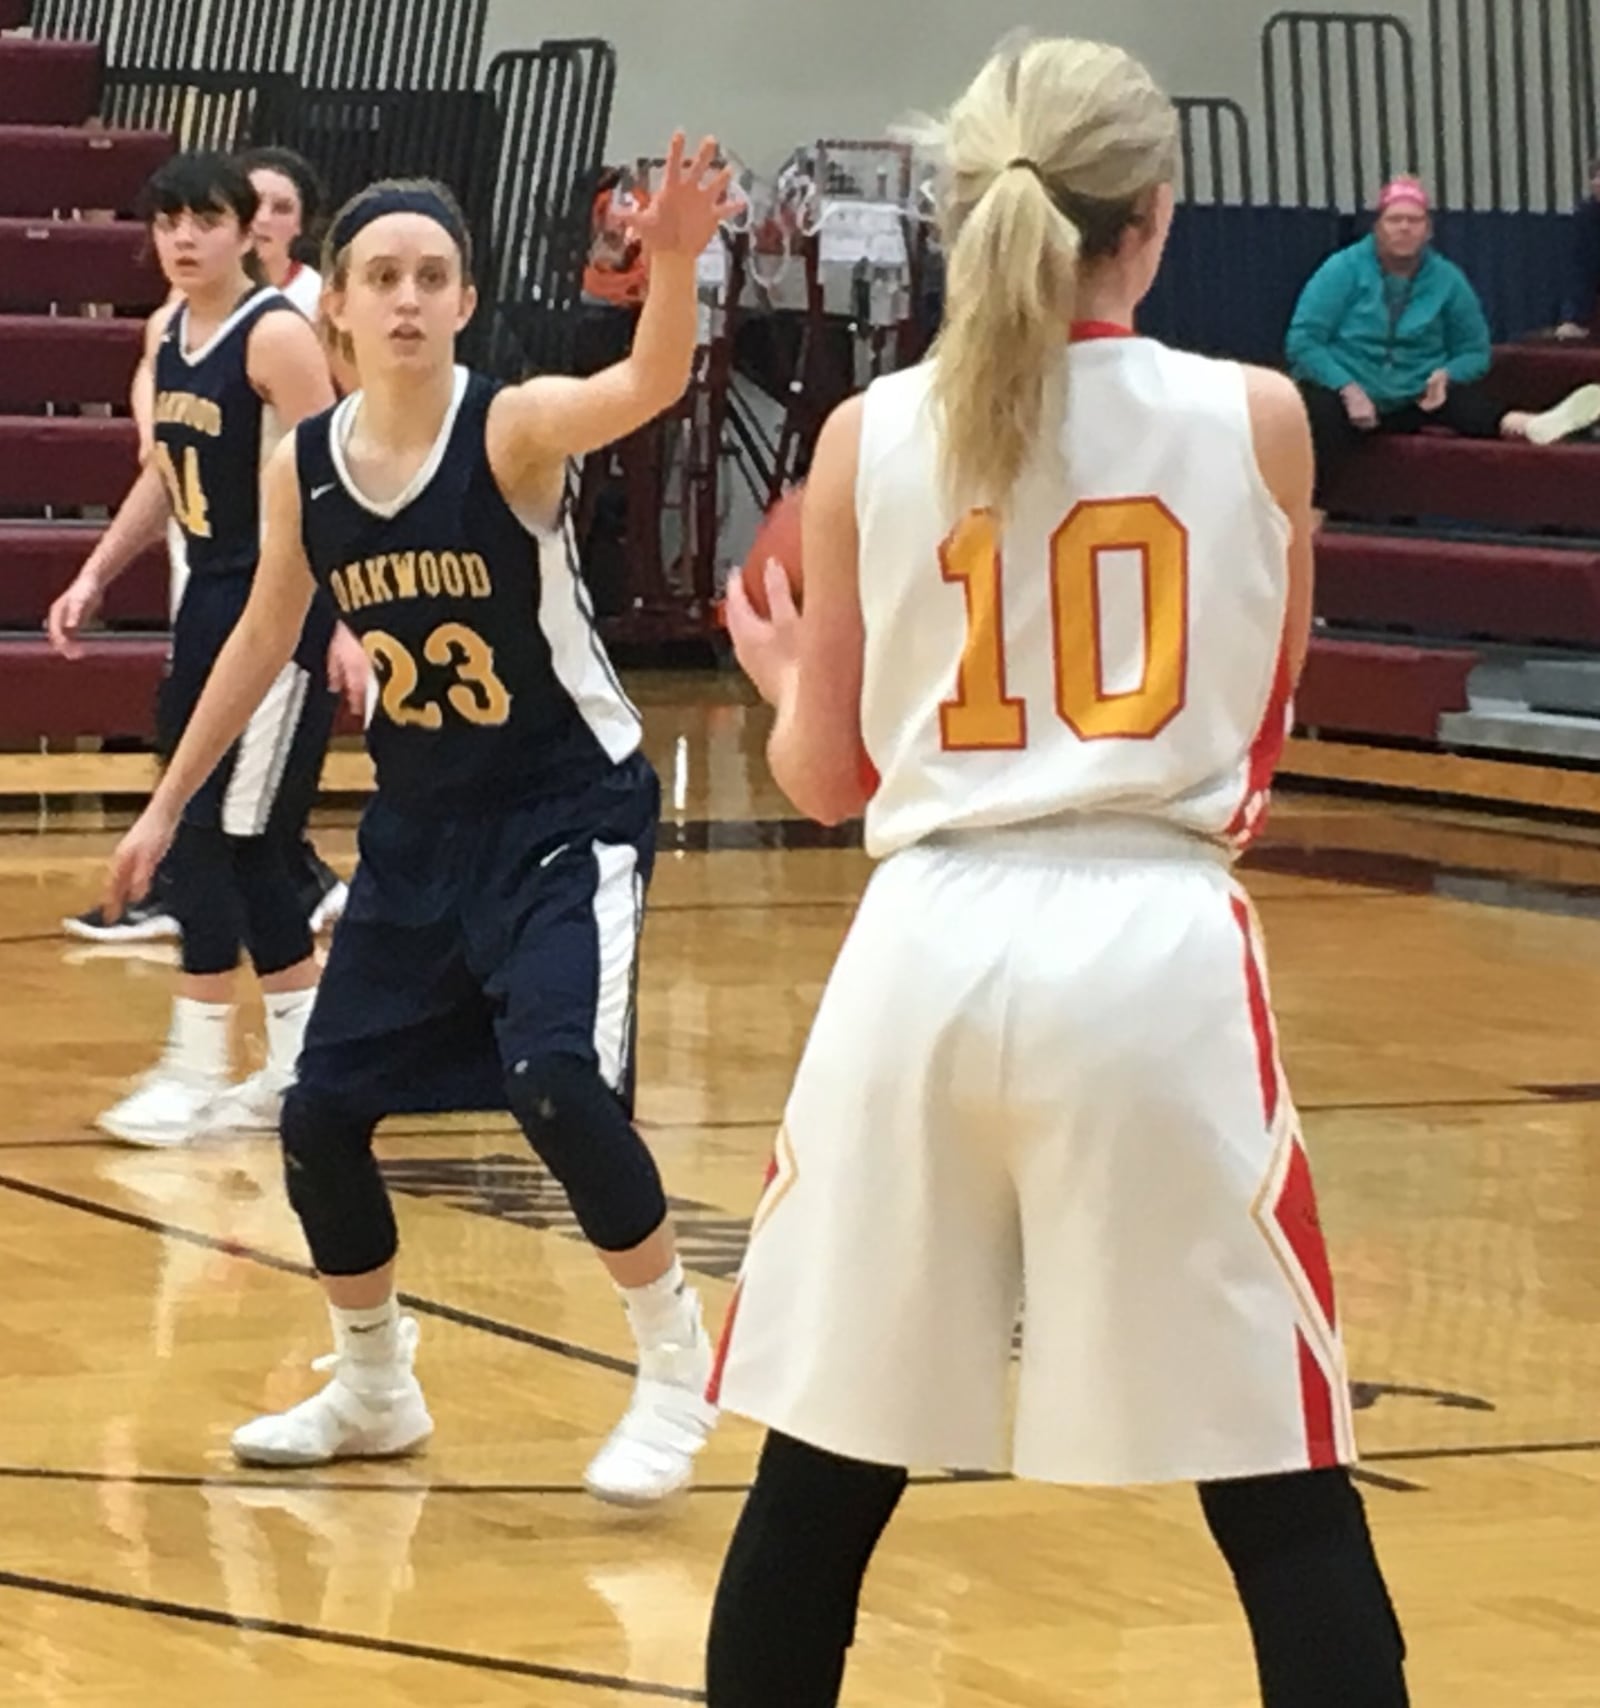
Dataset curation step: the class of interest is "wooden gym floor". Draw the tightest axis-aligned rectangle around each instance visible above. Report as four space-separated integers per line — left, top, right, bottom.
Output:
0 675 1597 1705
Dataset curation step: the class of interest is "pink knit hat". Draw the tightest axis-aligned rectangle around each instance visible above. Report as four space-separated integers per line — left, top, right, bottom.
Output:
1377 176 1430 213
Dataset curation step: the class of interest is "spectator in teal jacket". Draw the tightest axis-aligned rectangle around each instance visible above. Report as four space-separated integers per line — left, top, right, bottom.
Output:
1286 177 1600 500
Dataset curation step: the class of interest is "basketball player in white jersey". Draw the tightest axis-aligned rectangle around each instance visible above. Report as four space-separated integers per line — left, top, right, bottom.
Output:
709 35 1409 1708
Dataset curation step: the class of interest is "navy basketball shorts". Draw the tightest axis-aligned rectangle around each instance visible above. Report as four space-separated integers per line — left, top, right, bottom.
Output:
296 753 660 1120
159 571 336 836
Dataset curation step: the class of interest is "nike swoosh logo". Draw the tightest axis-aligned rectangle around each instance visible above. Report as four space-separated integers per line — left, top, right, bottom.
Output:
539 842 572 869
311 483 336 500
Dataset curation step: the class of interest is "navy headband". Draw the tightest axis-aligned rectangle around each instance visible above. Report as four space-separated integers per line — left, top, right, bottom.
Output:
330 187 467 257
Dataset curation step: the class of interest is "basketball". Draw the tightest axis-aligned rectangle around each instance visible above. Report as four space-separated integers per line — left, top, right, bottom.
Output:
739 486 805 620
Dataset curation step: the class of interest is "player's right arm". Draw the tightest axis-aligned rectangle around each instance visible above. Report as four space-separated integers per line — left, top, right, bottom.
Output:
486 133 737 521
1244 365 1316 690
47 302 182 659
46 461 172 658
131 293 181 466
103 438 317 915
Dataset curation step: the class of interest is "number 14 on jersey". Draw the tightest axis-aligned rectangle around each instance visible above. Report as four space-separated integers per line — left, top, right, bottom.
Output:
940 498 1189 749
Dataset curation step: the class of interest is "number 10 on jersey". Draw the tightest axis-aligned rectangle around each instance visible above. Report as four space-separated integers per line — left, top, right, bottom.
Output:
939 498 1189 748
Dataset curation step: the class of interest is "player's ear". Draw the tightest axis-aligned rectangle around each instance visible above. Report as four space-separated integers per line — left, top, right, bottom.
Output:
456 281 478 334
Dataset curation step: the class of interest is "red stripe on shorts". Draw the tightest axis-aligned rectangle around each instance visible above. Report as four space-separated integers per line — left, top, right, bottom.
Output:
1297 1329 1340 1469
704 1154 780 1406
1275 1133 1338 1330
705 1279 744 1408
1231 895 1279 1127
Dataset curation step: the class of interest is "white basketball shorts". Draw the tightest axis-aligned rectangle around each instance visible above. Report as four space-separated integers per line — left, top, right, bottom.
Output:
712 819 1356 1487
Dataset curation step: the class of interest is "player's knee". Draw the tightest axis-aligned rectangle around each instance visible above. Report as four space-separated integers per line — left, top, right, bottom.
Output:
228 834 314 976
1200 1465 1365 1571
718 1433 906 1660
503 1051 666 1251
280 1086 395 1276
170 825 243 976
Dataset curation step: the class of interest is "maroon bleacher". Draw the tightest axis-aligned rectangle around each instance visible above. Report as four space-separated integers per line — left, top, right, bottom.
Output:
0 635 166 740
1485 342 1600 413
0 38 98 125
0 315 144 408
1296 638 1477 742
1317 532 1600 648
0 217 165 310
0 124 174 217
0 524 167 626
0 416 139 508
0 0 33 29
0 24 173 753
1324 435 1600 534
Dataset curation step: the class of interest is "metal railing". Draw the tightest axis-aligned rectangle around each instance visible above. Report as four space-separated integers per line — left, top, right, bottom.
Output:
1428 0 1598 211
1175 96 1254 205
477 42 618 378
287 0 486 92
1262 10 1420 209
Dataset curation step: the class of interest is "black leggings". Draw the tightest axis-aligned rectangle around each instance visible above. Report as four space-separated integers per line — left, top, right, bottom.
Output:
705 1432 1408 1708
168 821 314 978
1301 379 1507 505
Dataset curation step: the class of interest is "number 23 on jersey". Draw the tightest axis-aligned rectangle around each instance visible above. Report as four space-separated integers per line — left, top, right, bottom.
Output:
362 624 512 730
940 497 1188 749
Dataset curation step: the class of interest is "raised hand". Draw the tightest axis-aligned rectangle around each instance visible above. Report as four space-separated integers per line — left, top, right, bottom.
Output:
629 132 742 259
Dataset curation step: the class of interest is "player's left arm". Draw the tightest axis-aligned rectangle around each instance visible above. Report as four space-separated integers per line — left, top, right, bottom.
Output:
247 309 338 427
486 132 738 516
1244 366 1316 690
763 398 872 826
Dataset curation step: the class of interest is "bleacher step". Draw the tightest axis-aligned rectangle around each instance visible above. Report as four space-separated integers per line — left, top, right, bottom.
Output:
1524 659 1600 717
1440 701 1600 763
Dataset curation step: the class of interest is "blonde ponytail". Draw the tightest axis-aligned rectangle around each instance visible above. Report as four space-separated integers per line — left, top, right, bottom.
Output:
934 163 1082 517
916 36 1179 515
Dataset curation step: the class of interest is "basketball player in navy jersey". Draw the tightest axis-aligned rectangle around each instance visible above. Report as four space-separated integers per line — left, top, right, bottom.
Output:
104 139 741 1503
63 146 359 949
49 153 338 1145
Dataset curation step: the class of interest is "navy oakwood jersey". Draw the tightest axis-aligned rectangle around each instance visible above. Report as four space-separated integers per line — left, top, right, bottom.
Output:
296 366 643 812
154 286 295 576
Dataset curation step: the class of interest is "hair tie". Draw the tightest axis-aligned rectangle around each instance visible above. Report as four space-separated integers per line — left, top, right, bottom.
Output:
330 186 467 257
1006 157 1045 182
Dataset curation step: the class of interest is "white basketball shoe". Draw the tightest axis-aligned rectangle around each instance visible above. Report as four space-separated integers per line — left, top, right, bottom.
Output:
584 1288 718 1505
232 1315 433 1468
96 1068 228 1148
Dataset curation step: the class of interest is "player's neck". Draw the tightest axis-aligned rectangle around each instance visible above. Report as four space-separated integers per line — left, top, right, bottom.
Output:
1070 278 1139 334
358 362 458 453
182 269 255 333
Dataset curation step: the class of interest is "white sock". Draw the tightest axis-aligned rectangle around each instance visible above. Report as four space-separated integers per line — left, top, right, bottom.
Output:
329 1295 403 1371
263 987 316 1078
621 1259 698 1350
165 997 232 1081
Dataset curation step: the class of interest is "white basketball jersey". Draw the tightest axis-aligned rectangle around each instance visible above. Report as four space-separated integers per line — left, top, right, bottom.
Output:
281 262 324 320
857 336 1293 860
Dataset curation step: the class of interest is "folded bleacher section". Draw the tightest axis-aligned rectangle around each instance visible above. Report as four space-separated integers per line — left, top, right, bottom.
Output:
0 4 170 742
